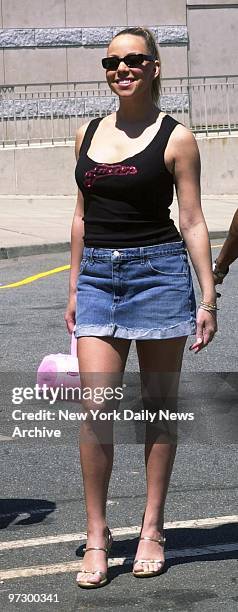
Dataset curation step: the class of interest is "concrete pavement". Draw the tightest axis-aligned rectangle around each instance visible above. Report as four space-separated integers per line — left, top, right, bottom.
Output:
0 194 237 259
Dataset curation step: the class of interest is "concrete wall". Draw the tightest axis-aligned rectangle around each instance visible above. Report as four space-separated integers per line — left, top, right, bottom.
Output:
187 1 238 5
0 2 237 197
0 1 237 86
0 136 237 196
0 1 188 84
0 31 189 85
197 136 238 195
0 1 237 139
187 3 238 77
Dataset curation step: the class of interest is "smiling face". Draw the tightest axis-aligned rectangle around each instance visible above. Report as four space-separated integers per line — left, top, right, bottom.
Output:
105 34 160 101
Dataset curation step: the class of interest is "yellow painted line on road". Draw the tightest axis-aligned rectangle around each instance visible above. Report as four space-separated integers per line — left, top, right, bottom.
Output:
0 243 222 290
0 265 70 289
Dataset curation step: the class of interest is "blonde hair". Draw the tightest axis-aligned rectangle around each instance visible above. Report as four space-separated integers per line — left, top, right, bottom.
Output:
111 26 161 104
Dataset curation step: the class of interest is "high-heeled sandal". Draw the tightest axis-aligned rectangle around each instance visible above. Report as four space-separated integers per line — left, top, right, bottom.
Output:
133 534 166 578
76 526 113 588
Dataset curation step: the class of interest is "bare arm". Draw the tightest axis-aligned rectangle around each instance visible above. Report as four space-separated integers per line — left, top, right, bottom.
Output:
213 207 238 284
165 125 217 351
69 190 84 298
64 122 90 333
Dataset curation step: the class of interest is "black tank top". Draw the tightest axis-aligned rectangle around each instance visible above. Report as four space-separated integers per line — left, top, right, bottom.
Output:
75 114 181 247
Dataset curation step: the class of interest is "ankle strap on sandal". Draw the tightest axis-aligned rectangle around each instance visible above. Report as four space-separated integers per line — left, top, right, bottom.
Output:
139 535 166 545
84 546 108 553
83 527 113 554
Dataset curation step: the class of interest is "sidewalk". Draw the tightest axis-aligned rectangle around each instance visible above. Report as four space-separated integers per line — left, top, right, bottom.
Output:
0 195 237 259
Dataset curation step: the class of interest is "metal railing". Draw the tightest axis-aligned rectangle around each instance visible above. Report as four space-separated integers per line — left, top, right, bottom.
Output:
0 76 237 146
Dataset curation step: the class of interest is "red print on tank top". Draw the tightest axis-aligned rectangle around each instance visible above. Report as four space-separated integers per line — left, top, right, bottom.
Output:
84 163 138 188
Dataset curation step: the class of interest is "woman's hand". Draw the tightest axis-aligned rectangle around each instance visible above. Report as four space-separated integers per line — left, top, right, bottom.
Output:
64 294 76 334
189 308 217 353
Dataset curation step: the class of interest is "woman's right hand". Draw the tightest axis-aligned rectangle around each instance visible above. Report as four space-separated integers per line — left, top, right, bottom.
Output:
189 307 217 353
64 294 76 334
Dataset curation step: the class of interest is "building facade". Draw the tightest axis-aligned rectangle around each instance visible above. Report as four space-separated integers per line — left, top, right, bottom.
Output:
0 1 237 194
0 0 237 85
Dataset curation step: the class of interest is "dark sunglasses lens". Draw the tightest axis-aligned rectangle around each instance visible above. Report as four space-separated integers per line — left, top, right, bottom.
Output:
125 54 144 67
102 54 145 69
102 57 119 70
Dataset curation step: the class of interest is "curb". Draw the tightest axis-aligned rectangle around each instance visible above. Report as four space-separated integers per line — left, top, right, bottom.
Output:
209 231 228 240
0 242 70 260
0 232 228 260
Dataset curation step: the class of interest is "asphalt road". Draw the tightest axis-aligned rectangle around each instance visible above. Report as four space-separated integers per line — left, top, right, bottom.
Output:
0 242 237 612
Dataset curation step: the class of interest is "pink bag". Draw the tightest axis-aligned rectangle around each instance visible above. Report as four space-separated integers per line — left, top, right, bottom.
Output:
37 333 80 390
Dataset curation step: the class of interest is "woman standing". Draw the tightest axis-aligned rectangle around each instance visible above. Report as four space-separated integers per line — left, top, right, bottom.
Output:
65 27 217 588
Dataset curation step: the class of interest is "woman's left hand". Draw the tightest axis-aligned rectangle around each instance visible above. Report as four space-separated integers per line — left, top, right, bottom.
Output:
189 308 217 353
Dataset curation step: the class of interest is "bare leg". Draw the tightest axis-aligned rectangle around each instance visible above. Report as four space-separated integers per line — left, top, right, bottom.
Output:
133 336 187 575
76 336 131 585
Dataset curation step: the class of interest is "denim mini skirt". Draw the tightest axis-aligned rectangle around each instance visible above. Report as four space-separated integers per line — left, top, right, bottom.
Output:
75 240 196 340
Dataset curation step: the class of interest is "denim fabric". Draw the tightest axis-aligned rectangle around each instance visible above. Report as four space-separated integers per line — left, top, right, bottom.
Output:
75 241 196 340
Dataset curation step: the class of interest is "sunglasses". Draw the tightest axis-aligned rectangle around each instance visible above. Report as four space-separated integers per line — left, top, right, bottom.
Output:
101 53 155 70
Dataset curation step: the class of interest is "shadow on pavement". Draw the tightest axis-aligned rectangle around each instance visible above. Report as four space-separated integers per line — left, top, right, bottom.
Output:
0 498 56 529
75 522 238 582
